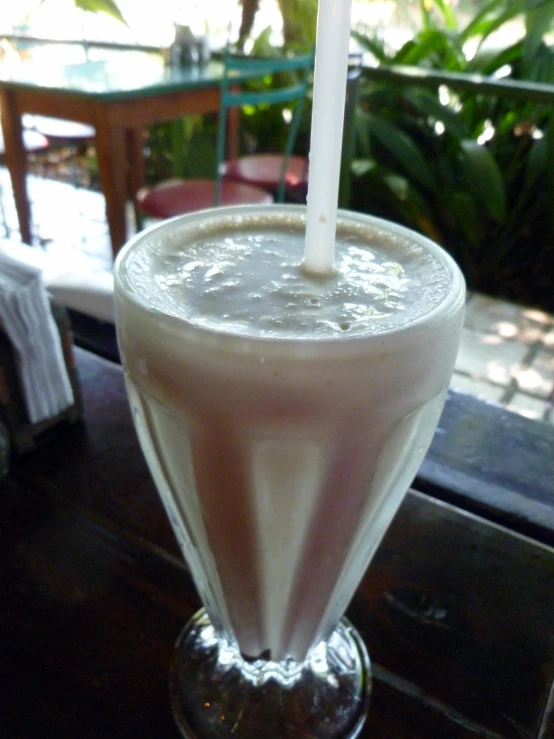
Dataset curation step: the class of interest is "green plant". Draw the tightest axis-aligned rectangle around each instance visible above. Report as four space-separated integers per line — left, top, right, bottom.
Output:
72 0 127 24
145 116 219 182
350 0 554 310
23 0 128 25
238 0 318 50
276 0 318 48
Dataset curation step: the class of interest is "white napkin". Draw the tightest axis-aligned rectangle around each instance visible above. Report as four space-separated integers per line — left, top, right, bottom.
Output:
0 250 74 424
0 239 115 324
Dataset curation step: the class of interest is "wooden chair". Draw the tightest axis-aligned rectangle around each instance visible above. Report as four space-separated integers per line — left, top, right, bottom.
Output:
136 50 314 219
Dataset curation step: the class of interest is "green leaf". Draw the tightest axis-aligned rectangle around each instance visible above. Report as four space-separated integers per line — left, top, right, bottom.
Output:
460 0 520 43
394 30 452 65
350 31 389 63
530 44 554 84
170 119 186 177
277 0 318 47
73 0 128 26
366 113 438 192
469 40 523 75
446 191 481 247
382 172 444 242
184 135 217 178
251 26 275 56
462 0 552 44
403 89 469 138
526 136 546 181
421 0 433 31
545 113 554 238
432 0 458 30
383 173 410 200
460 139 507 222
351 158 377 177
354 110 372 157
524 3 554 77
495 109 520 136
393 39 419 64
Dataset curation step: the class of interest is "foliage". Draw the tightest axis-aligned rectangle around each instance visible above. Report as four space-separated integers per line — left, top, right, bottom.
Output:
23 0 128 27
145 115 219 182
350 0 554 311
238 0 261 49
276 0 318 49
72 0 128 26
238 0 318 50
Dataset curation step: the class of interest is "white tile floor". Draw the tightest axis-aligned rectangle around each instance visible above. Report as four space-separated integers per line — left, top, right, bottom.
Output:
455 328 529 387
449 372 505 404
2 168 553 425
452 295 553 424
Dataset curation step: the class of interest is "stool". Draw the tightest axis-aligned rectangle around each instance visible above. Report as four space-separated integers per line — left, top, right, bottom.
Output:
136 178 273 219
0 128 49 239
221 153 308 202
23 115 95 244
23 115 95 187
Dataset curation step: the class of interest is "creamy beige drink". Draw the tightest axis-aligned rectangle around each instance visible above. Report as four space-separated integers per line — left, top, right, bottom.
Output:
115 205 464 664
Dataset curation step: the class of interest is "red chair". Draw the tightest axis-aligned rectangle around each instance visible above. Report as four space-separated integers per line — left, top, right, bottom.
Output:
221 153 308 202
137 178 272 219
136 51 313 219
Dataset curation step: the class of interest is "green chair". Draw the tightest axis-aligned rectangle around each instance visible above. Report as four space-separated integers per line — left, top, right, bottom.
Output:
218 50 313 203
136 50 313 219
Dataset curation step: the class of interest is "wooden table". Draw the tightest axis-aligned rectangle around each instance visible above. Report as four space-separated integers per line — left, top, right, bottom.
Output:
1 348 553 738
0 48 225 257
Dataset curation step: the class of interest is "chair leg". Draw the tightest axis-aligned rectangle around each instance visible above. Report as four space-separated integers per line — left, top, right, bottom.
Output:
59 141 91 247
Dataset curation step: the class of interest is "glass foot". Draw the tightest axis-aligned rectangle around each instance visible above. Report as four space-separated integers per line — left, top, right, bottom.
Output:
170 608 371 739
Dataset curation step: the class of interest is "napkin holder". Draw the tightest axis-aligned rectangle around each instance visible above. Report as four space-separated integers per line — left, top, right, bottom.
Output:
169 25 211 67
0 301 82 454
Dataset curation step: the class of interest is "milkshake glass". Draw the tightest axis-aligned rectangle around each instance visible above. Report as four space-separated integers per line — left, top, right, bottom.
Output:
114 204 465 738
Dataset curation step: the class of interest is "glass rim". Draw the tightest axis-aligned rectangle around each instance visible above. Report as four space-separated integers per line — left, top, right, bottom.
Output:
114 204 466 351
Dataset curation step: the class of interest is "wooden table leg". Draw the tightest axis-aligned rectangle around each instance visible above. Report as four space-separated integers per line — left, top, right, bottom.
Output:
95 121 128 259
0 89 32 245
126 127 145 234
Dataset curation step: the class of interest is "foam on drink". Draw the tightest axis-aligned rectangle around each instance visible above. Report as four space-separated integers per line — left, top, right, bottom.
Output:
115 205 465 664
122 210 451 339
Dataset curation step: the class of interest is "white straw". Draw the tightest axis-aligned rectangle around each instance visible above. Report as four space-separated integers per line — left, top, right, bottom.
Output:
303 0 353 275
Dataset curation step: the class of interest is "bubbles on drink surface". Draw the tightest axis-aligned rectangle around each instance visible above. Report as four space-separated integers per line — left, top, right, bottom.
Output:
122 211 451 339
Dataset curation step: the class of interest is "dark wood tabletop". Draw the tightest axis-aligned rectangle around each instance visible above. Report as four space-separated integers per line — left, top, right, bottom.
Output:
1 348 553 739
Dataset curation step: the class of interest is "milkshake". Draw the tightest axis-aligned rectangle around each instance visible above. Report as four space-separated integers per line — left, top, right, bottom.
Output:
115 204 464 738
115 205 464 665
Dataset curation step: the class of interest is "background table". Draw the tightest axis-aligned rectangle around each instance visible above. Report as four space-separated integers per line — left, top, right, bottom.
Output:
0 49 226 256
1 348 553 737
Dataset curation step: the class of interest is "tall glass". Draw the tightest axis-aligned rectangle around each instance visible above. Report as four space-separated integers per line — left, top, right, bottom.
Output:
114 205 465 738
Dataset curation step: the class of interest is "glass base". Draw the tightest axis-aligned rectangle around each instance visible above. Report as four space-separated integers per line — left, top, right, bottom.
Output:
170 608 371 739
